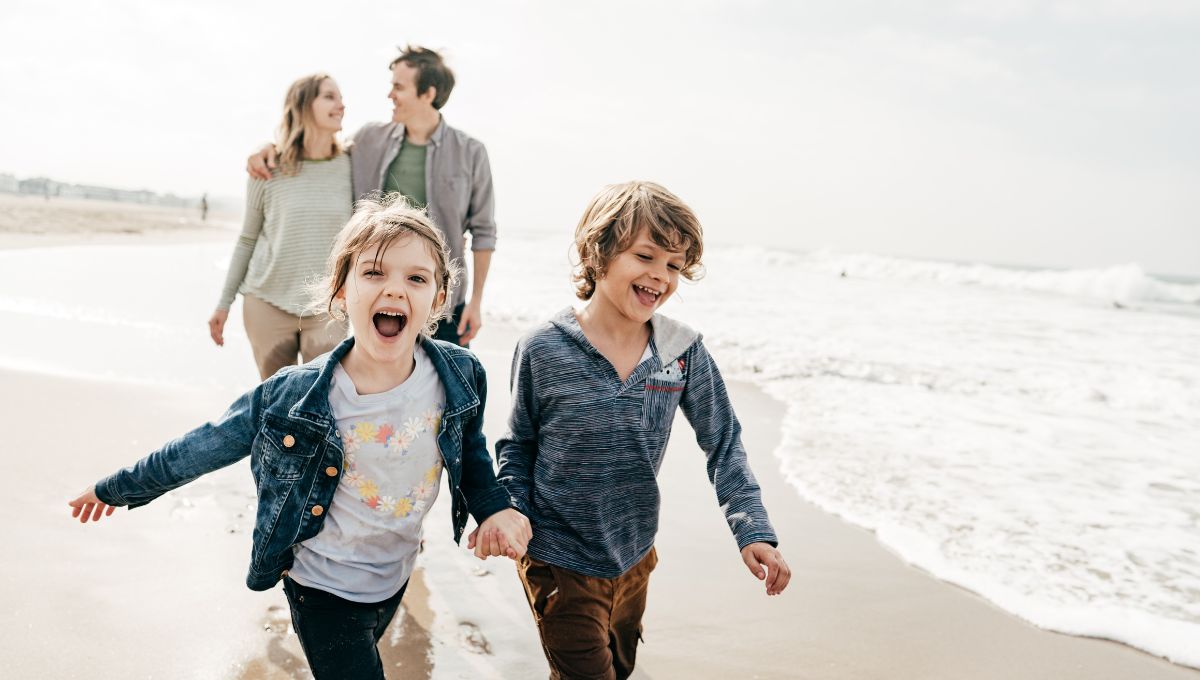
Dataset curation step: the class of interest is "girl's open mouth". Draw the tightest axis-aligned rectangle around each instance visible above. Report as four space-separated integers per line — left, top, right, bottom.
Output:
373 311 407 338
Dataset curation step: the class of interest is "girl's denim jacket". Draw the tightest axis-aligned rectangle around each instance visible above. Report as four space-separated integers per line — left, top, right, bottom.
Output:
95 336 512 591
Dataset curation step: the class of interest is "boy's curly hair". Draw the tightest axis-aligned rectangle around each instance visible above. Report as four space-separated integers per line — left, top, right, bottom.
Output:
572 181 704 300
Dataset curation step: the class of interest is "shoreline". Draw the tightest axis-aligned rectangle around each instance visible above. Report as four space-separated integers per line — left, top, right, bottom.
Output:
4 230 1198 678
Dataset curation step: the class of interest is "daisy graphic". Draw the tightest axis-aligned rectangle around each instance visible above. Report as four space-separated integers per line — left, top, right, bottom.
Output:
358 480 379 501
423 463 441 484
353 421 378 444
422 407 443 432
343 470 364 488
412 480 434 499
379 496 397 514
403 417 424 438
413 499 428 514
394 497 414 518
341 432 360 454
387 431 414 454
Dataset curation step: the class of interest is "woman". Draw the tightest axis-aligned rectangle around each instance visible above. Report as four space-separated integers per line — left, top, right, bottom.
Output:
208 73 352 380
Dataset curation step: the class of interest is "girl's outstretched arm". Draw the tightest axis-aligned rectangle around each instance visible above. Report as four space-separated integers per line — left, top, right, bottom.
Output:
67 485 115 524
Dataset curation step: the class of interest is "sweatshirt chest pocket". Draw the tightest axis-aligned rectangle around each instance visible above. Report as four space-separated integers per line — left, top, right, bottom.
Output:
259 422 320 481
641 377 685 430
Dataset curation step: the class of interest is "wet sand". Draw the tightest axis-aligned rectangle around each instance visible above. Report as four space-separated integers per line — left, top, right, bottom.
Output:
10 350 1199 679
4 223 1199 677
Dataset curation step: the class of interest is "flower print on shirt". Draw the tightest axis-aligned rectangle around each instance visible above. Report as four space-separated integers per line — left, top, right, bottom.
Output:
353 421 378 445
387 430 415 454
422 407 441 433
394 497 414 518
339 405 445 519
412 479 434 500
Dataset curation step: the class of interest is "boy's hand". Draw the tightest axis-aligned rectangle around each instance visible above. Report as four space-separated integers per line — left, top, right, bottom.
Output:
246 143 277 181
467 509 532 560
68 486 116 524
741 542 791 596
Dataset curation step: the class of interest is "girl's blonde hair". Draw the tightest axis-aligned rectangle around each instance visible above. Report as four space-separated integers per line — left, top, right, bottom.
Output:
314 195 460 335
572 181 705 300
276 73 343 175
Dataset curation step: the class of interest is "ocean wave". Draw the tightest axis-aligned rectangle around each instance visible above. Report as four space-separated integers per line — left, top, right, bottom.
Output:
768 249 1200 306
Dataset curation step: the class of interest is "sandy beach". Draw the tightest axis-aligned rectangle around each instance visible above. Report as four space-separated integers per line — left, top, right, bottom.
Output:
3 214 1198 678
0 193 232 249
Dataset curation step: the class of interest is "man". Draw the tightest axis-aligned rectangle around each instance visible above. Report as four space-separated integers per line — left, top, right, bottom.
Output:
249 46 496 346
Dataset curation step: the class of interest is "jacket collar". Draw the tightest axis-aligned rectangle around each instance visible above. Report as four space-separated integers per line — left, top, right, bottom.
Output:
389 115 448 147
289 337 355 427
289 335 479 426
418 335 479 418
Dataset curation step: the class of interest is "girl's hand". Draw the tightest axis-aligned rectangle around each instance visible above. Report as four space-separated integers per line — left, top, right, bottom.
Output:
208 309 229 347
68 486 116 524
467 509 532 560
740 542 791 596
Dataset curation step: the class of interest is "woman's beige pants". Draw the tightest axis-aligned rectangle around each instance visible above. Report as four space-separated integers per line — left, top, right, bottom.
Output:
242 294 347 380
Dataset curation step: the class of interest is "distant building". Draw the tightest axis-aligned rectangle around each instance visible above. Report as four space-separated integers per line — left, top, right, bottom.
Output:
9 174 193 207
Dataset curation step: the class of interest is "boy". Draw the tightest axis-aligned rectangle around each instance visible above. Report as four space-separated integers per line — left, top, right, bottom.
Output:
494 181 790 679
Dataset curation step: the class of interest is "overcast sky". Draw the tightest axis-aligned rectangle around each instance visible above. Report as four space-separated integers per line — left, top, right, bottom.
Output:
2 0 1197 275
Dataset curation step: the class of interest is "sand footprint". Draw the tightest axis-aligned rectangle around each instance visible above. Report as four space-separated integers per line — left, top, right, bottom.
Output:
458 621 492 655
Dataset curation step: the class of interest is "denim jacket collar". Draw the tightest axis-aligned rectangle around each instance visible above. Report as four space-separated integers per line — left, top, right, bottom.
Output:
288 335 479 426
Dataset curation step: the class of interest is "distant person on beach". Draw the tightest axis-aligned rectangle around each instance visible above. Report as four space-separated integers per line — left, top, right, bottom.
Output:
200 192 208 221
70 197 532 680
211 73 353 380
247 45 496 348
493 181 791 679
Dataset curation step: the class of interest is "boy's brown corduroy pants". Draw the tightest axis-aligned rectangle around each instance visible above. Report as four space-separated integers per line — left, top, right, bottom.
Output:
517 548 658 680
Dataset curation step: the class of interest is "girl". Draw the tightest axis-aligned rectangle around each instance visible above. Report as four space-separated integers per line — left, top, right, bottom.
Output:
70 197 531 680
208 73 353 380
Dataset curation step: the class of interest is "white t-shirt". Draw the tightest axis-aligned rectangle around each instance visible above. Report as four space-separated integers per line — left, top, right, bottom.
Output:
289 345 446 602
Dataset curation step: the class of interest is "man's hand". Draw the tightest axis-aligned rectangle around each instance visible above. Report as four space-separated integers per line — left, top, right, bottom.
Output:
457 300 483 345
741 542 791 596
466 508 532 560
68 486 116 524
208 309 229 347
246 143 277 181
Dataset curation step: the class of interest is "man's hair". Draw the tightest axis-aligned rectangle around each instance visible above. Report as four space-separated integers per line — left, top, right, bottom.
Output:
314 194 461 335
389 45 455 110
276 73 342 175
572 181 705 301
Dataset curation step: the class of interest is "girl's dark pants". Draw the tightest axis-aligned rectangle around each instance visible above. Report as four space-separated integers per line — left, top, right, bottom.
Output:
283 575 408 680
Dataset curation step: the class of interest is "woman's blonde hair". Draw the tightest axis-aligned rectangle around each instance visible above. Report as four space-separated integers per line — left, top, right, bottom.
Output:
314 195 460 335
276 73 342 175
572 181 705 300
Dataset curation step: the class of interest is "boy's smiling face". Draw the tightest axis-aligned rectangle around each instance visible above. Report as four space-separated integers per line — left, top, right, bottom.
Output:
593 227 686 324
336 235 444 366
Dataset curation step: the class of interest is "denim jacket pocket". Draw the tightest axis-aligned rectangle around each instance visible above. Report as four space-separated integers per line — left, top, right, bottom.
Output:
259 418 319 481
641 377 685 430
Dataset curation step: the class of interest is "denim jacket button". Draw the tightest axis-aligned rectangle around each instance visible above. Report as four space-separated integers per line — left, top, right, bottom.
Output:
283 435 296 448
311 505 324 516
325 466 338 477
